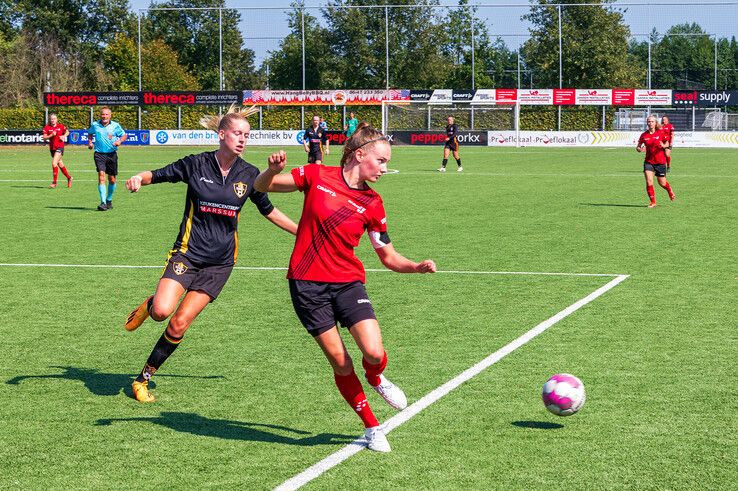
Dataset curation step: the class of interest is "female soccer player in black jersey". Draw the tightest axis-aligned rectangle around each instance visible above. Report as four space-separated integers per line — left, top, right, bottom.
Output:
439 116 462 172
123 106 298 403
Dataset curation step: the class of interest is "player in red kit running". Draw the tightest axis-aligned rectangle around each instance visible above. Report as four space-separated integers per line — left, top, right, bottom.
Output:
42 113 73 188
660 116 674 172
254 125 436 453
637 115 675 208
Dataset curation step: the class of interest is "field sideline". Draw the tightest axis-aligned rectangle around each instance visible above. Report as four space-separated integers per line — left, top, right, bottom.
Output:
0 145 735 489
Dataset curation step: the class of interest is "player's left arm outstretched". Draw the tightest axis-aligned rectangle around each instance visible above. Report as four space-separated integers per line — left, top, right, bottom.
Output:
373 242 436 274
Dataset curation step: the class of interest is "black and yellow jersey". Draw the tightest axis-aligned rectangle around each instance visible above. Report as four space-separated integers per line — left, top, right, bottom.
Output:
151 151 274 266
304 126 327 153
445 123 459 148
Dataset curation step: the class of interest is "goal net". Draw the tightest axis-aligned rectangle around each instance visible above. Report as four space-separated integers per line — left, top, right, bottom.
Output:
381 100 517 134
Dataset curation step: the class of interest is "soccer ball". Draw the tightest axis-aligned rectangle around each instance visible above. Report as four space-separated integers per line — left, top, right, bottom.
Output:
542 373 586 416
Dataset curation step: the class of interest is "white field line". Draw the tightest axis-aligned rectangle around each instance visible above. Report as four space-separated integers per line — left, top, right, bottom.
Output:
274 274 629 491
0 263 623 278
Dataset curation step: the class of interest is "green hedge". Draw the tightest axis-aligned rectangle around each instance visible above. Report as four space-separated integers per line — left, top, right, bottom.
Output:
0 105 614 131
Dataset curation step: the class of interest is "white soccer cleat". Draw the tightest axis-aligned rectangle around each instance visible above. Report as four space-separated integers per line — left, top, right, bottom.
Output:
457 166 463 172
437 167 446 172
372 374 407 410
364 426 391 453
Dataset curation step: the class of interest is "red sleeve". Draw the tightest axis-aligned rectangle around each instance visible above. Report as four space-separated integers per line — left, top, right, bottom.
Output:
290 163 318 192
367 196 388 234
638 133 645 145
60 124 67 133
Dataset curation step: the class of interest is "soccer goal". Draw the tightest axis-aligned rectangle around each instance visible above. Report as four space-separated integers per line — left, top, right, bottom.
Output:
381 100 519 134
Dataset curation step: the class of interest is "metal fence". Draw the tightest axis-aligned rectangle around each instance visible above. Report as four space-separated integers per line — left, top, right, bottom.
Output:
135 2 738 92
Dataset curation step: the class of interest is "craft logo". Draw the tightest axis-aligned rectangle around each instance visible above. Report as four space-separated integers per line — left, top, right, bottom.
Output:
233 182 247 198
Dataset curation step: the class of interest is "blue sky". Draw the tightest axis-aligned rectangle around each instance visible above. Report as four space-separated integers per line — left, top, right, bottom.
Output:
128 1 737 66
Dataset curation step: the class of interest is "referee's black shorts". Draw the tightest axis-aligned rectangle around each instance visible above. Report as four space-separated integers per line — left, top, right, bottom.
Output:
94 151 119 176
289 279 377 336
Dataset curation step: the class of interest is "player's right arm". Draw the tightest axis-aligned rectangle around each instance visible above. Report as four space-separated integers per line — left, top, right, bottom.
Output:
255 151 298 193
303 130 310 153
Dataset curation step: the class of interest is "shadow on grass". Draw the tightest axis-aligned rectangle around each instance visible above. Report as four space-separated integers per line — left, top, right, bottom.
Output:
10 185 48 189
6 366 223 397
45 206 92 211
580 203 646 208
511 420 564 430
96 412 356 446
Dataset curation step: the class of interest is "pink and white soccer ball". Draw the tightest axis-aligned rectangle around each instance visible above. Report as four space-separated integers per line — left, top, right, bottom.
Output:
542 373 586 416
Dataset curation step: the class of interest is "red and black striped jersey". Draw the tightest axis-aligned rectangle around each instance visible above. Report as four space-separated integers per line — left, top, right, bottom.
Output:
151 151 274 265
287 164 388 284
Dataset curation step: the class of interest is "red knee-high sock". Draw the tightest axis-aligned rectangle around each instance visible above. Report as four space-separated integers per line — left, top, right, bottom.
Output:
661 181 673 195
52 166 59 183
59 165 71 179
647 185 655 203
334 370 379 428
362 351 387 387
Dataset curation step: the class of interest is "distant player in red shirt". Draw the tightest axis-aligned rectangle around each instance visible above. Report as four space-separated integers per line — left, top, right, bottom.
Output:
660 116 674 171
42 113 73 188
254 125 436 453
637 115 675 208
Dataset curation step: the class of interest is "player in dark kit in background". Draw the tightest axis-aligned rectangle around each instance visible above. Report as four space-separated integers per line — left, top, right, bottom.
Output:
438 116 462 172
660 116 674 172
42 113 73 188
254 125 437 452
123 106 298 403
637 115 675 208
303 115 329 164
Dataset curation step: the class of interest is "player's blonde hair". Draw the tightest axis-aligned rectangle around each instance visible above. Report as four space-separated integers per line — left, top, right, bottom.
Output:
340 124 388 166
647 114 662 130
200 104 258 132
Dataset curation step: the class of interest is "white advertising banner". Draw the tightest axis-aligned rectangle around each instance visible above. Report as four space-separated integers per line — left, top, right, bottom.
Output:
471 89 497 105
150 129 304 146
518 89 554 105
575 89 613 105
634 89 672 105
487 131 738 148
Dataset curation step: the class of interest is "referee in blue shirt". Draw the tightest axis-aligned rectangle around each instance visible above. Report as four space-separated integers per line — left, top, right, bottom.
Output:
88 107 127 211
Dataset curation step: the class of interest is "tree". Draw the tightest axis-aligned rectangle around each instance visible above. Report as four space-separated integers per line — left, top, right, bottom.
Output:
652 23 716 89
442 0 516 88
262 6 338 89
145 0 259 90
522 0 641 88
103 35 201 91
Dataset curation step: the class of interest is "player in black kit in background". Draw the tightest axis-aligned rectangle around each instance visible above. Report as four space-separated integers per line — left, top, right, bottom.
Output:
122 105 298 403
304 115 329 164
438 116 462 172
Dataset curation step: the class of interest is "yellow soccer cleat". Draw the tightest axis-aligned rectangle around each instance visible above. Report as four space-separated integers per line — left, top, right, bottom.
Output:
125 296 152 331
131 380 155 403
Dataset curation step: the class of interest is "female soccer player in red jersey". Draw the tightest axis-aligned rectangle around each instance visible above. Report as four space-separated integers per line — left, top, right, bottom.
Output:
122 106 298 403
660 116 674 171
42 113 73 188
254 125 437 453
637 115 675 208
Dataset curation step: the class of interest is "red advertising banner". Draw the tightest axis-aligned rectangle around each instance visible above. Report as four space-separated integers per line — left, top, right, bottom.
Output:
634 89 673 105
612 89 635 105
495 89 518 104
518 89 554 105
575 89 613 105
553 89 575 105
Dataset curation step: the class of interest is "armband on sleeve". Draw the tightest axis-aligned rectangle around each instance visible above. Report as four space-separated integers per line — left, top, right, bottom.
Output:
369 230 391 249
